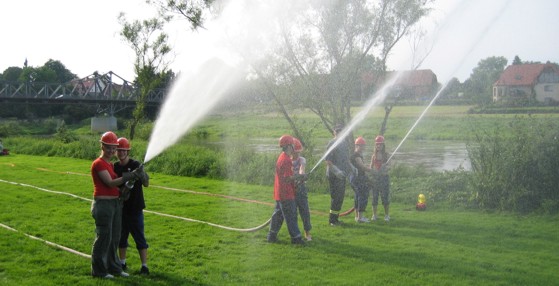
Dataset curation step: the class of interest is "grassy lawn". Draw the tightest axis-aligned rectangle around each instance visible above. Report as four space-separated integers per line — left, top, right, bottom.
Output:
1 154 558 285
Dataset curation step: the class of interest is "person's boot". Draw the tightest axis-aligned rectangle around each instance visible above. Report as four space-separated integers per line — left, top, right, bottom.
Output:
330 213 342 226
267 232 278 243
291 237 305 245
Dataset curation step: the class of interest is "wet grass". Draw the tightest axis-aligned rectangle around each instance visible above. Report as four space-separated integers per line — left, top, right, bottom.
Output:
1 154 558 285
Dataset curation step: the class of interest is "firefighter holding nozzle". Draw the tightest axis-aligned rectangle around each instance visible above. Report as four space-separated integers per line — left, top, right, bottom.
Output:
325 125 356 226
114 137 151 275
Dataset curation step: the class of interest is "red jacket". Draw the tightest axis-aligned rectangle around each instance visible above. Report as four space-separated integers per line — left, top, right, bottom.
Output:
274 152 295 201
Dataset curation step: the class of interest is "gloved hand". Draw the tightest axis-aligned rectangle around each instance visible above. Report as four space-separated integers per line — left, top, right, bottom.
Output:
330 164 346 180
131 165 147 182
121 172 136 182
137 165 149 186
140 171 149 187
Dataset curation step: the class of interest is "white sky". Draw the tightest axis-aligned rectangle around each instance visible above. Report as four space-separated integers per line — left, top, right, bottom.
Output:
0 0 557 83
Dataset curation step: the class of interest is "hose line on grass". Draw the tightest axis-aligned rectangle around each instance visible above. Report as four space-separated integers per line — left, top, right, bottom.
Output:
0 178 272 233
0 222 91 258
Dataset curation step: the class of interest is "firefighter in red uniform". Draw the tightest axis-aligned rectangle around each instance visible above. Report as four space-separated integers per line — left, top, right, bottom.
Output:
267 135 307 245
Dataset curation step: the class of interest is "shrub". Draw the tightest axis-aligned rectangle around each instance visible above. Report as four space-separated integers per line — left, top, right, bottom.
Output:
468 116 559 214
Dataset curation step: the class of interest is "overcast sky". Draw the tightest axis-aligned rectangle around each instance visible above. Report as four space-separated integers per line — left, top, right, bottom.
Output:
0 0 557 83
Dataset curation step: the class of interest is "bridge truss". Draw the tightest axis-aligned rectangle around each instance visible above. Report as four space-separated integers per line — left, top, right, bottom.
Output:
0 71 166 115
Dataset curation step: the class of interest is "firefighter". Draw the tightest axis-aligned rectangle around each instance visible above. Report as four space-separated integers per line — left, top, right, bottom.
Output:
325 125 355 226
267 135 307 245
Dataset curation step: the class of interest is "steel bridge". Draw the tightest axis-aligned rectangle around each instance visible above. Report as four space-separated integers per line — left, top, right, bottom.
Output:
0 71 167 114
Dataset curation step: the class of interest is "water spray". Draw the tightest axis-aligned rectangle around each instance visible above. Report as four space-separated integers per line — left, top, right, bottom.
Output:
307 72 404 175
386 81 449 164
387 0 511 164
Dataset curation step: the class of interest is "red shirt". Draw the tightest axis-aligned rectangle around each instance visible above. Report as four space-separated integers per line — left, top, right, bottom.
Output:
274 152 295 201
91 157 119 197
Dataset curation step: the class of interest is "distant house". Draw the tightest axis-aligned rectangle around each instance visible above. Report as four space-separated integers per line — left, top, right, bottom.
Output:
493 63 559 104
360 69 438 101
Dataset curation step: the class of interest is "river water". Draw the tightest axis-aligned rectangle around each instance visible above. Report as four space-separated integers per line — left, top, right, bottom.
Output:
245 139 470 172
388 141 471 172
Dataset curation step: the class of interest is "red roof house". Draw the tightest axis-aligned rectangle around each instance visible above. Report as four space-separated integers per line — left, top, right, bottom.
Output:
360 69 438 101
493 63 559 103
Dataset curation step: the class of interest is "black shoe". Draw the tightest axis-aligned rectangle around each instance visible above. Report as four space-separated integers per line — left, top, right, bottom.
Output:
121 263 127 271
267 233 278 243
140 266 150 275
329 220 343 226
291 237 305 245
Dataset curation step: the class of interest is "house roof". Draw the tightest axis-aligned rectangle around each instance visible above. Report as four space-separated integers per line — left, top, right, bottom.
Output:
494 63 559 86
361 69 437 87
393 69 437 87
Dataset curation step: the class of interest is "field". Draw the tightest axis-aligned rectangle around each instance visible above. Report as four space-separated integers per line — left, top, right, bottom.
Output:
1 154 558 285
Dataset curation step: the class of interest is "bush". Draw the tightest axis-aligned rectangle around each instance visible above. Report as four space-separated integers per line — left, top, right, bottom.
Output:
468 116 559 214
0 121 24 137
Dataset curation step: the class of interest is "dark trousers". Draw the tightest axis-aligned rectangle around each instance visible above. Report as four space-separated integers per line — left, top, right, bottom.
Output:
268 200 302 241
328 175 346 223
119 210 149 250
91 199 123 277
328 175 346 211
351 180 370 212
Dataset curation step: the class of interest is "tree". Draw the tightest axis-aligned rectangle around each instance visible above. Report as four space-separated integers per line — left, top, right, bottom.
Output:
119 1 211 140
251 0 432 143
119 14 172 140
439 77 462 99
463 56 507 106
1 67 23 82
43 59 77 82
512 55 522 65
146 0 214 29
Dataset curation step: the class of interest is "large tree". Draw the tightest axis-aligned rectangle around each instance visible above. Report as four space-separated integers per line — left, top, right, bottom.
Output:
249 0 431 144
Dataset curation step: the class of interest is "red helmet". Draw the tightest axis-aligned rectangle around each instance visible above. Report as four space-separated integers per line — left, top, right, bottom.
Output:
279 135 294 147
293 138 303 152
117 137 131 150
100 131 118 145
375 135 385 144
355 136 366 145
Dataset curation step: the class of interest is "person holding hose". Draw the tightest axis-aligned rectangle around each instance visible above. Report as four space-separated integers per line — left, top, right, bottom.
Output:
292 137 312 241
350 136 372 223
114 137 150 275
267 135 307 245
90 131 145 279
370 135 391 222
325 124 355 226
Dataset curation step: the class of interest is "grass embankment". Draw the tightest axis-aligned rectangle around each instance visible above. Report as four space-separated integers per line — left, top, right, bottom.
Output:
1 155 558 285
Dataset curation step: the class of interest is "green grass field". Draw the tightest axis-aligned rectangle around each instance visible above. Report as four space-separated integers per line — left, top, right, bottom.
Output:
1 154 558 285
